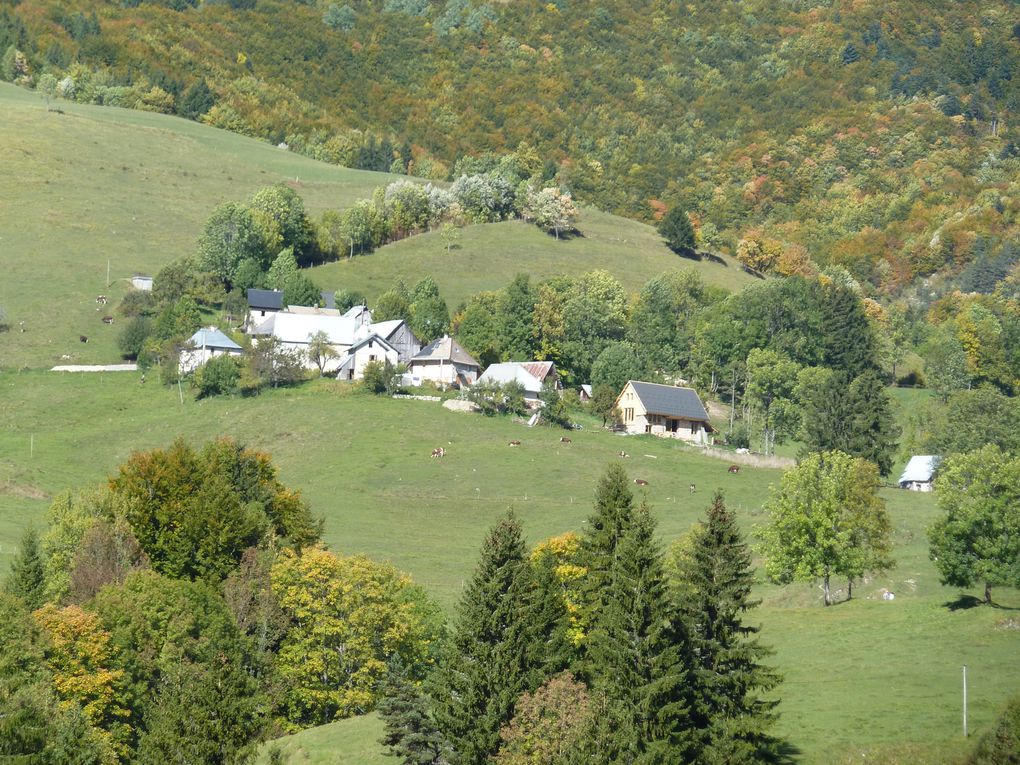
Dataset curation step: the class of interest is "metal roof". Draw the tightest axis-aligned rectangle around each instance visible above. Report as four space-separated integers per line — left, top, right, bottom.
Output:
898 455 941 485
247 288 284 311
624 380 710 422
478 362 544 394
251 313 357 344
187 327 242 351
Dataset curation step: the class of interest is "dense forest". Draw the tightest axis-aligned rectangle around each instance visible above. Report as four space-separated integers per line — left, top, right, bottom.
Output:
3 0 1020 292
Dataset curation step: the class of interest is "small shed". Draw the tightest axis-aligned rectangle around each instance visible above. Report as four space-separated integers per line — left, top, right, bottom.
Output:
579 384 593 402
131 275 153 291
898 455 941 492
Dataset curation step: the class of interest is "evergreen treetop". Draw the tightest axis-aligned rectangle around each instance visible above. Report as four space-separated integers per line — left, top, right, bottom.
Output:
6 526 45 610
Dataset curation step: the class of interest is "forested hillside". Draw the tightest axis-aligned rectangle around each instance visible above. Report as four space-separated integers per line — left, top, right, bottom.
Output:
3 0 1020 293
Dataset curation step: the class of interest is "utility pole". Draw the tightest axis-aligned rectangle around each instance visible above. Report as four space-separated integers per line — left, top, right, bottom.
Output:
963 665 968 738
107 258 111 288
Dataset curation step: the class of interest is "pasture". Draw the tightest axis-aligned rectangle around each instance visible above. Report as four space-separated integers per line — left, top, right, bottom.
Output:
0 370 1017 763
0 82 749 371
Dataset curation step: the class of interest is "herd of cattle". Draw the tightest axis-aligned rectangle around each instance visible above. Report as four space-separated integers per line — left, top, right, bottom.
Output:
428 439 743 490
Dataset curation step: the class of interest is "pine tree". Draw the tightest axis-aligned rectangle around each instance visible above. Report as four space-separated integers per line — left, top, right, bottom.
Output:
580 463 636 615
432 510 539 765
499 274 537 361
585 506 694 764
846 371 900 477
7 526 45 610
676 492 781 765
657 207 696 256
819 284 877 379
378 659 446 765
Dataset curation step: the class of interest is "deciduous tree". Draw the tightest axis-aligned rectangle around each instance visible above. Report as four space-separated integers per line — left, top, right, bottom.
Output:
929 446 1020 604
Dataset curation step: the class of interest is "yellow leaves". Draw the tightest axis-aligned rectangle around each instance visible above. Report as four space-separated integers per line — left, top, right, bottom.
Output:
236 51 247 66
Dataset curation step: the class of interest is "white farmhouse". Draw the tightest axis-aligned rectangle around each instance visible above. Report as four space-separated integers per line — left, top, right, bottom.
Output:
336 334 400 381
179 327 243 374
407 335 481 387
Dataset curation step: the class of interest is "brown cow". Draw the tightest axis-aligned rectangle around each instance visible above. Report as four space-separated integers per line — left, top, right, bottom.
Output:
618 451 629 458
96 295 108 304
101 316 114 325
430 447 446 458
560 437 572 444
689 483 696 494
634 478 649 486
79 335 88 343
508 440 522 447
728 465 740 474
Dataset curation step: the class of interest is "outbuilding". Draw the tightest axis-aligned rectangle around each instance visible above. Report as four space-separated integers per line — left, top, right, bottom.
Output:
898 455 941 492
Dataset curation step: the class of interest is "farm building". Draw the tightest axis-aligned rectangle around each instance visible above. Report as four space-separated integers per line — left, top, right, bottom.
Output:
131 275 153 291
407 336 481 387
579 384 592 402
179 327 243 374
245 289 340 329
250 311 420 375
898 455 941 492
477 361 560 404
336 334 400 381
615 380 713 443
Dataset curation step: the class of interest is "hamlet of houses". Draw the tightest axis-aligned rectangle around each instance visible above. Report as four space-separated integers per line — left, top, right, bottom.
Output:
178 288 721 443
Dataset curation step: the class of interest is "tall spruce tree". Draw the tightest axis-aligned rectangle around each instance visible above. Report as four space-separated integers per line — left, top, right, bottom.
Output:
6 526 45 610
846 371 900 477
584 505 694 764
819 284 877 379
676 492 781 764
432 510 539 765
579 463 636 618
499 274 537 361
378 659 447 765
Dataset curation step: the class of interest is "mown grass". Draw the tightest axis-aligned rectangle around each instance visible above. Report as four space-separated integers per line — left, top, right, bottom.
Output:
0 82 752 371
0 370 1016 764
307 211 755 310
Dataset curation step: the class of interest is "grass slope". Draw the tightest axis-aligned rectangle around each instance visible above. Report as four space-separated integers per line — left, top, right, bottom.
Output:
0 81 749 370
0 82 396 370
308 212 754 309
0 370 1017 763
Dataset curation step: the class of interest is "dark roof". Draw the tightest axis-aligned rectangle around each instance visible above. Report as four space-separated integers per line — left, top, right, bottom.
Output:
320 291 335 309
247 289 283 311
627 381 710 422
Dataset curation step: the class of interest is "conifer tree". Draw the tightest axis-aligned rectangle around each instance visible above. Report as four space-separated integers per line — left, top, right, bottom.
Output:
378 659 447 765
846 371 900 477
820 284 877 379
432 510 539 765
579 463 636 616
585 505 694 764
7 526 45 610
675 492 781 764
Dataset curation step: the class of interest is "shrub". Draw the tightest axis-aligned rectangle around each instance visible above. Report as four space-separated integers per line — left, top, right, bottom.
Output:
192 354 241 398
118 316 153 360
968 695 1020 764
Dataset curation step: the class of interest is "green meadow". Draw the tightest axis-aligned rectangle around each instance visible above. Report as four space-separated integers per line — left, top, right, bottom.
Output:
0 370 1016 763
0 81 749 371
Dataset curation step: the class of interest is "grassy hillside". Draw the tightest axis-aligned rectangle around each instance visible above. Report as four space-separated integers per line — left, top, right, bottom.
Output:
309 210 754 309
0 370 1017 763
7 1 1020 290
0 82 746 369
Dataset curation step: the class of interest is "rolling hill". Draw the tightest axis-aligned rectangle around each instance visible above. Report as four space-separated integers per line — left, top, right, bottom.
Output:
0 81 749 370
0 369 1017 763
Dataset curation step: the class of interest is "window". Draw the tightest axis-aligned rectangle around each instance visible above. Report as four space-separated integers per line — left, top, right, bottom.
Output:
625 408 634 422
369 354 377 362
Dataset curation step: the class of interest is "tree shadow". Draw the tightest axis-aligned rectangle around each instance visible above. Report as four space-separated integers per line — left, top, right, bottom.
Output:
770 738 803 765
699 251 729 266
944 594 983 611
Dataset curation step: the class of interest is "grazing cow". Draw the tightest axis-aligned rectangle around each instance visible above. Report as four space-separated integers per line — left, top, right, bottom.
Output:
96 295 108 305
634 478 649 486
79 335 88 343
618 451 629 458
431 447 446 458
728 465 740 474
689 483 696 494
508 440 522 447
101 316 114 325
560 437 572 444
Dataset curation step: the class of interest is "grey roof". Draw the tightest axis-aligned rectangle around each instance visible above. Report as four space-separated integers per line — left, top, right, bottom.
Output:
899 455 941 485
247 289 283 311
412 336 480 367
187 327 242 351
626 381 710 422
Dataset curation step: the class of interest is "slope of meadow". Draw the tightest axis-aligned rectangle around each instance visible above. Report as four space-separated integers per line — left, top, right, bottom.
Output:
0 370 1017 763
0 82 746 369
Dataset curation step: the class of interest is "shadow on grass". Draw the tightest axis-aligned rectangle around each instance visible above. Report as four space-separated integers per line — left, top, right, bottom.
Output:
771 738 803 765
945 594 984 611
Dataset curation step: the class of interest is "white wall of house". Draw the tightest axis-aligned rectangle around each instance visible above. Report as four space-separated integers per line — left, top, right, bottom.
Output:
340 340 399 380
179 346 243 375
410 360 478 385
